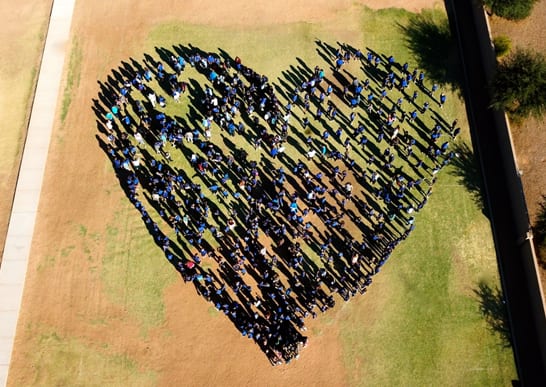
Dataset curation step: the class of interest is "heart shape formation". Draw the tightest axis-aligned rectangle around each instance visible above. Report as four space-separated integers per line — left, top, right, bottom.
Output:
94 42 459 365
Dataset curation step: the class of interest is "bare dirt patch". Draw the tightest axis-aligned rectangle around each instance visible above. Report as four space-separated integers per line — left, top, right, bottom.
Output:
489 0 546 287
489 0 546 222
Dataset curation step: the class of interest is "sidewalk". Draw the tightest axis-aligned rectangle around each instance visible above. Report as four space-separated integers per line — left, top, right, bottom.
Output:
0 0 76 385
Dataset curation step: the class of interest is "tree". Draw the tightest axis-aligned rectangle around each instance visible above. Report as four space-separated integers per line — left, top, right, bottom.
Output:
490 48 546 119
483 0 538 20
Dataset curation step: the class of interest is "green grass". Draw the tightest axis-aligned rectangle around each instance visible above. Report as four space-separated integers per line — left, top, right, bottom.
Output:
28 326 157 386
60 39 82 123
91 4 516 385
101 198 176 332
338 168 516 386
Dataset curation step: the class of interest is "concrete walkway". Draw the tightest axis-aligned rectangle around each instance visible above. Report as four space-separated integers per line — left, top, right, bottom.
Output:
0 0 76 385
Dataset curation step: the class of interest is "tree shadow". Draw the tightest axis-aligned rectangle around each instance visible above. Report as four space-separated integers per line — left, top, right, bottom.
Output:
473 280 512 348
449 141 487 215
398 9 461 91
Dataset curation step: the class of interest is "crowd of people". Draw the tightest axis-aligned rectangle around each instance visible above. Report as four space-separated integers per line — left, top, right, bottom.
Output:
96 42 460 364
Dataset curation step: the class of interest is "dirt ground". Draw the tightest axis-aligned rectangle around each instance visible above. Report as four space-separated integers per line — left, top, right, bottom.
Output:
489 0 546 223
6 0 460 386
488 1 546 285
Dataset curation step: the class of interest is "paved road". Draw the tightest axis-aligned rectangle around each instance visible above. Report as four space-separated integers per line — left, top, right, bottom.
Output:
446 0 546 384
0 0 76 386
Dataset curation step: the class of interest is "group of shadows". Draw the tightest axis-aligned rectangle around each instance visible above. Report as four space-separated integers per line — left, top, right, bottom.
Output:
92 41 459 365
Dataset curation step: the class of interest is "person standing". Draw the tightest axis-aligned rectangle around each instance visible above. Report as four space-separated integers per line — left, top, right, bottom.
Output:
439 93 446 108
147 91 157 108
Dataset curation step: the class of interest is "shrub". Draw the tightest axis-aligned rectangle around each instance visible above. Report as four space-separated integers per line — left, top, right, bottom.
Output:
483 0 538 21
493 35 511 58
489 48 546 119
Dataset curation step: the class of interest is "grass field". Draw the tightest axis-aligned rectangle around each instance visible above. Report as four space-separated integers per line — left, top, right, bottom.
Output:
338 169 516 385
9 3 517 386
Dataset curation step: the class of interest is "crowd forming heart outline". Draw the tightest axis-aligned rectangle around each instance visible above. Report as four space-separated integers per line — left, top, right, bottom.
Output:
94 41 460 365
